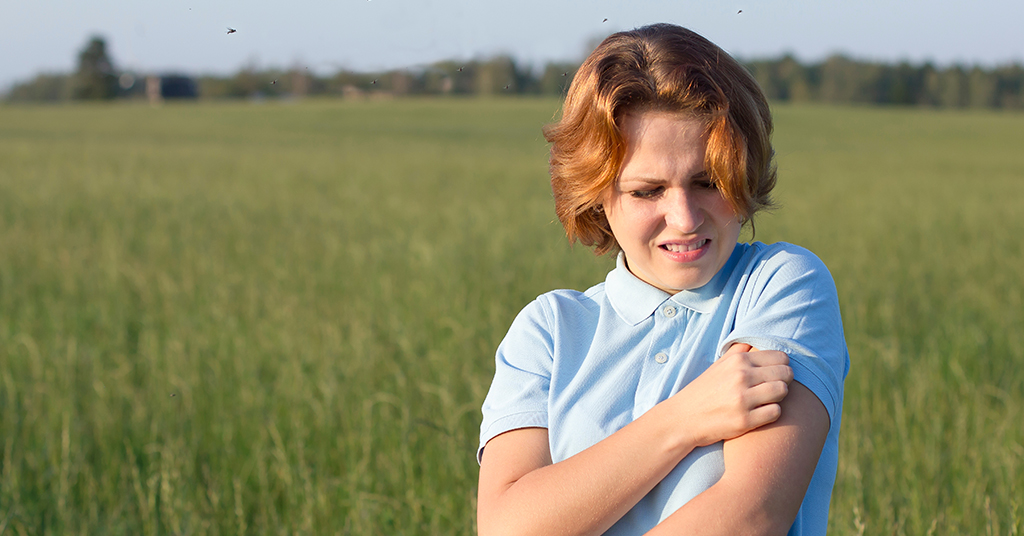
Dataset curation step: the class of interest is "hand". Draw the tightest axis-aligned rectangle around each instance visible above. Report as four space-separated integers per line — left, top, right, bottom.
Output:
667 343 793 447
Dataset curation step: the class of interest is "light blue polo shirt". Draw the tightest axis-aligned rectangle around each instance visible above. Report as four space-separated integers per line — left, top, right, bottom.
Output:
479 241 849 535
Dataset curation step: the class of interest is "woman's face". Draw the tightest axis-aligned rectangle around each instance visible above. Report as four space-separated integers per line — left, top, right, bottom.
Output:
602 111 742 293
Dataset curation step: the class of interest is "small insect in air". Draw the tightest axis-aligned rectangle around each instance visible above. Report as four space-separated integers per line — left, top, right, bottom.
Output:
170 393 177 397
504 84 510 90
271 79 277 85
372 79 378 84
561 72 567 76
457 66 463 72
227 27 237 34
738 10 742 14
602 18 608 23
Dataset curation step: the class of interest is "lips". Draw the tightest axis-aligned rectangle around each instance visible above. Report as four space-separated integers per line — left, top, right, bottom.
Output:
657 238 711 265
661 239 708 253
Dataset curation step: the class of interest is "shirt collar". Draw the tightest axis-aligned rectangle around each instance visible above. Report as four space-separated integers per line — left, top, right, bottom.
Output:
605 247 743 325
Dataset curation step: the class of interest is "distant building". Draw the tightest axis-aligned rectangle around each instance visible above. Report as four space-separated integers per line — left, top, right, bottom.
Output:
160 75 198 99
146 74 199 104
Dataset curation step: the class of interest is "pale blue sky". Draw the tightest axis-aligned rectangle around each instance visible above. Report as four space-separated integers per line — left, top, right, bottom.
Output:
2 0 1022 92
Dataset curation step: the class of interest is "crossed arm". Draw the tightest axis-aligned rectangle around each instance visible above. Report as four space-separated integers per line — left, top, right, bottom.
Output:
477 344 830 536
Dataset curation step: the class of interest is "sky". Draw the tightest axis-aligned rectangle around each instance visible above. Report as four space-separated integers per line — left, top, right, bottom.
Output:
2 0 1022 92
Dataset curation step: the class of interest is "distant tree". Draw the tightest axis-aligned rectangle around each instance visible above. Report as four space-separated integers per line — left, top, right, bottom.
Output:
967 66 997 108
920 63 942 107
425 61 477 94
6 73 72 102
819 55 857 104
197 76 236 99
931 66 968 108
72 36 118 100
287 66 311 98
231 64 266 98
875 62 924 105
746 54 816 103
992 64 1024 108
475 56 534 95
539 62 578 95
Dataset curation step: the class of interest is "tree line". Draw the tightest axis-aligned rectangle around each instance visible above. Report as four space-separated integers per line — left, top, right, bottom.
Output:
6 35 1024 109
746 54 1024 109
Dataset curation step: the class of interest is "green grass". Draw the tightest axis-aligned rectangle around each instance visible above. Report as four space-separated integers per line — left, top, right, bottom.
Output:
0 99 1021 535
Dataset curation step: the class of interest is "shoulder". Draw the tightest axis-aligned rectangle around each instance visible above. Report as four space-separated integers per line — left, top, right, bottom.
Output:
742 241 832 276
519 283 606 324
502 283 606 345
734 241 838 300
724 242 849 427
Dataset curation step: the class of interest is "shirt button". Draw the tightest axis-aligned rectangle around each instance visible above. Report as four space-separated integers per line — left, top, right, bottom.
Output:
654 352 669 364
663 306 677 318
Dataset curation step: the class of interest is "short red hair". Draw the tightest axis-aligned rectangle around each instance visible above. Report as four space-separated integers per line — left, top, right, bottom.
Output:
544 24 777 255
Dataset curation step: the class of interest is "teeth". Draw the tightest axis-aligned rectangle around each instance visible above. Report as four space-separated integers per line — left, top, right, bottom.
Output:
664 239 706 253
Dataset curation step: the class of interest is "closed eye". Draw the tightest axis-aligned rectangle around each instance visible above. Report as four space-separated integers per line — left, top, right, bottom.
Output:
693 171 716 190
629 186 664 199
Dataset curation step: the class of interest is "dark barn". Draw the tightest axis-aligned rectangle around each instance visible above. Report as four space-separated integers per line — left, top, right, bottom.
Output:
160 75 198 99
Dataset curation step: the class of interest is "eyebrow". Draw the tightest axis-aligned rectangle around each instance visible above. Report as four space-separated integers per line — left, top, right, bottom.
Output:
618 169 709 184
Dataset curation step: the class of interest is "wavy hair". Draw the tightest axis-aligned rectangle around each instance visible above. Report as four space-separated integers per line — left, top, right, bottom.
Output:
543 23 777 254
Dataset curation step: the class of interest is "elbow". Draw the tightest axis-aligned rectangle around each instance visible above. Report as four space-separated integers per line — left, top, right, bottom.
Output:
476 517 506 536
477 519 528 536
733 508 796 536
477 507 526 536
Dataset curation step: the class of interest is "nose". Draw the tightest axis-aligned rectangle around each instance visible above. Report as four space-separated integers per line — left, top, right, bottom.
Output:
664 189 705 233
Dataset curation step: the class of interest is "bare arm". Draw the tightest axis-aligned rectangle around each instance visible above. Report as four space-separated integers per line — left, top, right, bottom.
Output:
477 345 793 536
646 346 830 536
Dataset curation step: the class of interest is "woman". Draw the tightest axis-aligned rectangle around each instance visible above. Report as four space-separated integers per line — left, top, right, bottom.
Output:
477 24 848 536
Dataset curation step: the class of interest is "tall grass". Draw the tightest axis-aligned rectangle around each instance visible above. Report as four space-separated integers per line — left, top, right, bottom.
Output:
767 105 1024 534
0 99 1021 534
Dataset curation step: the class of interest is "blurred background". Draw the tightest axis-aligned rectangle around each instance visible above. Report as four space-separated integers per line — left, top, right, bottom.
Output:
2 0 1023 106
1 2 1022 535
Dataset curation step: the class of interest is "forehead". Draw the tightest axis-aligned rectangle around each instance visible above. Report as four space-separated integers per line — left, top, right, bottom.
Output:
618 111 707 178
620 110 706 145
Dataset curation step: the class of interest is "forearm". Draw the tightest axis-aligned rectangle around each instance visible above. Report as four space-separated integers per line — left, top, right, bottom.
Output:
643 476 785 536
478 345 794 536
477 402 698 536
644 381 829 536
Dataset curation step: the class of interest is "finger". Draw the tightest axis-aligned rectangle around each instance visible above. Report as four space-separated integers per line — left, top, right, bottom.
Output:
724 342 752 356
745 350 790 367
747 364 794 386
741 366 794 391
746 402 783 429
744 379 790 406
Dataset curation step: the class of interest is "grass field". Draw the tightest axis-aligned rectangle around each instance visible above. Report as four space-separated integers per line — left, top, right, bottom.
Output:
1 98 1022 535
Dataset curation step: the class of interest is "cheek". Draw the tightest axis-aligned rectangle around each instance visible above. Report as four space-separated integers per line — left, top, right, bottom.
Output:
707 194 739 222
609 202 659 236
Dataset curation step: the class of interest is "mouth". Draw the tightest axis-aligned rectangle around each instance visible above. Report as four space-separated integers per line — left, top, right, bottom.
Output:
658 238 711 263
660 239 708 253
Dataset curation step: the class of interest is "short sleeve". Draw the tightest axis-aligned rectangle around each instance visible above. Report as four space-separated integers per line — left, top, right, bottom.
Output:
719 245 849 429
478 298 555 463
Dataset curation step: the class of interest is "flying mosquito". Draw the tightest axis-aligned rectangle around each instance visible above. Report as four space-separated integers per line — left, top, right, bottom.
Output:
227 27 237 34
